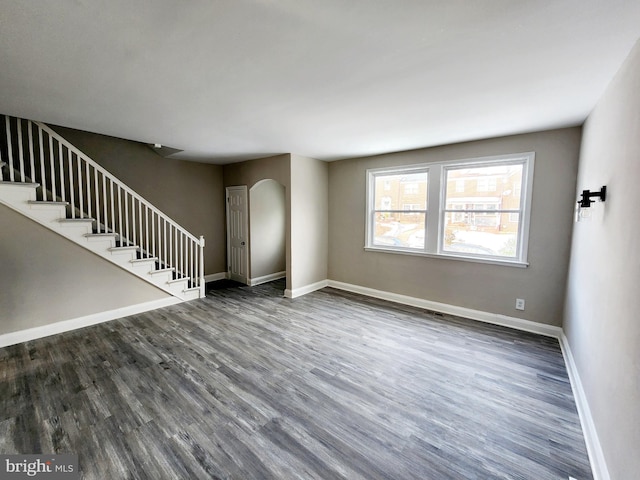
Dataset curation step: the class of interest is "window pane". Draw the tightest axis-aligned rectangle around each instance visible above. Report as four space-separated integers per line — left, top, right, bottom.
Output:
443 212 518 258
373 212 425 248
375 172 427 210
445 164 523 210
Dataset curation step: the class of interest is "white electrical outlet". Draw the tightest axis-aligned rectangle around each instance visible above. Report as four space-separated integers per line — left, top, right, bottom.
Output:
515 298 525 310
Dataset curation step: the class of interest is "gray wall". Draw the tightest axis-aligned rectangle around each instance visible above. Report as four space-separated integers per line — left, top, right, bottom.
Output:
51 126 226 275
224 153 329 293
223 154 290 192
224 154 291 287
328 128 581 326
564 40 640 479
249 179 286 280
290 155 328 292
0 204 168 335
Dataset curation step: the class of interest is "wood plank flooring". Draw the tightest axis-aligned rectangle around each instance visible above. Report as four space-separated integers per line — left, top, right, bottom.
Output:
0 280 593 479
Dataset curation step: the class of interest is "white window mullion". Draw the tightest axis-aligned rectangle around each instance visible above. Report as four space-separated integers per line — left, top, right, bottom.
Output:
426 165 441 254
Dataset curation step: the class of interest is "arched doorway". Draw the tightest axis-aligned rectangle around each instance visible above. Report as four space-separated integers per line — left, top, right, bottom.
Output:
249 179 286 287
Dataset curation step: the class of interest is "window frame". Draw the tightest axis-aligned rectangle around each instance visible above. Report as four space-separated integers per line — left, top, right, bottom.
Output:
367 165 429 251
365 152 535 267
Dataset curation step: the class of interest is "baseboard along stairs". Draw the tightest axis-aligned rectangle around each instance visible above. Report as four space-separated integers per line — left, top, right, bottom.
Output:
0 115 205 301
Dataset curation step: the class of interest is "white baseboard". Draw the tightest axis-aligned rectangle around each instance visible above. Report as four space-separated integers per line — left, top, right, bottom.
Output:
327 280 562 339
0 296 183 349
204 272 227 282
250 271 286 286
559 334 609 480
284 279 329 299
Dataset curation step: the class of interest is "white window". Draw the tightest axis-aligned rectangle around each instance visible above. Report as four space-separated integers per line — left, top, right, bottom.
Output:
365 152 534 266
477 177 497 192
402 204 422 211
403 183 419 194
368 169 428 249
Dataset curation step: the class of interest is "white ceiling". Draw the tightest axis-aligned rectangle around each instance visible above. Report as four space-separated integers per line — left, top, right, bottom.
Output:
1 1 639 164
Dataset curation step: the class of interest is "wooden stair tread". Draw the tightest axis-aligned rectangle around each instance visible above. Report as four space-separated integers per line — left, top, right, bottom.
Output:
109 246 139 252
59 218 94 223
0 181 39 188
131 257 159 264
28 200 69 206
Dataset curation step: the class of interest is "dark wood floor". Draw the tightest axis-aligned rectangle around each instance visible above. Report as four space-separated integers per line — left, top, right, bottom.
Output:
0 280 592 479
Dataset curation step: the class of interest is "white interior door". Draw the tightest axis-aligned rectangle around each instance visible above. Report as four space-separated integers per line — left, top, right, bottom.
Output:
226 186 249 284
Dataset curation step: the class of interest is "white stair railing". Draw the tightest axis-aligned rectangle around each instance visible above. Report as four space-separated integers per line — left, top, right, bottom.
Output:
0 115 205 298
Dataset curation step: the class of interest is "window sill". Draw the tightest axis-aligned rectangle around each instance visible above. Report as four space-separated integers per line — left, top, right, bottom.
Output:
364 246 529 268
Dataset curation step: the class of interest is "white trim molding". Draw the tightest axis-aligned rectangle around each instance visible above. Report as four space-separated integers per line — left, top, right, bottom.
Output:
327 280 562 338
0 296 183 349
284 280 329 299
250 271 286 286
559 334 610 480
204 272 227 283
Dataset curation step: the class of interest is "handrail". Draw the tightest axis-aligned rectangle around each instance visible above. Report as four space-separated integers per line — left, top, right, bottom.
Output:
34 121 200 243
0 115 205 298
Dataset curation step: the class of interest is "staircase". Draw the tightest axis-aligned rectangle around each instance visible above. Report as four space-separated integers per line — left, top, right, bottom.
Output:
0 115 205 301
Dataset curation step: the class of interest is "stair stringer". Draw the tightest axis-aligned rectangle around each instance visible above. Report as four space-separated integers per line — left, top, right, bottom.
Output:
0 182 200 301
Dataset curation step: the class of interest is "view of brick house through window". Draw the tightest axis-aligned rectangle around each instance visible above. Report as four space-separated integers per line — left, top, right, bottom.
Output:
373 171 428 248
366 153 534 264
443 164 523 257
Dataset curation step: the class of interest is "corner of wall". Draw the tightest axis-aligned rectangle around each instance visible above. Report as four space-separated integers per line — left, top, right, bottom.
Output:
559 333 610 480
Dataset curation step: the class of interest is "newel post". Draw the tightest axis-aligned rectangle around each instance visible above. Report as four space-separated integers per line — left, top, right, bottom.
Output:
199 235 206 298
